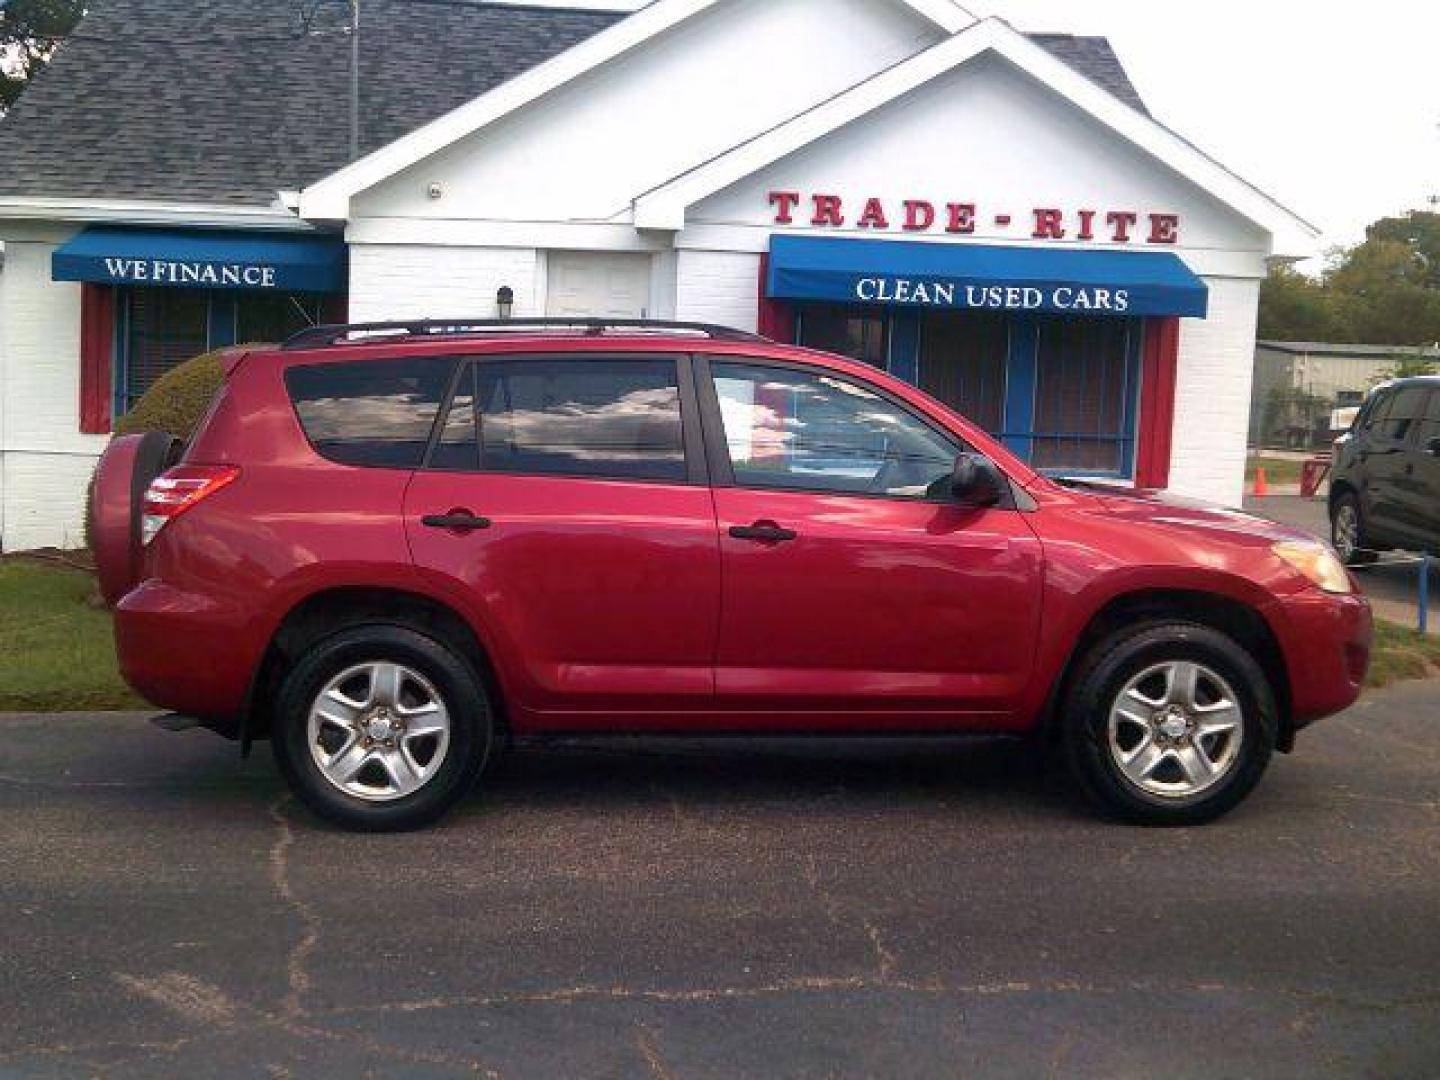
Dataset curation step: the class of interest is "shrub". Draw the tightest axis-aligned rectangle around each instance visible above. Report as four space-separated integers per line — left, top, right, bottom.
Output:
113 348 228 440
84 344 258 552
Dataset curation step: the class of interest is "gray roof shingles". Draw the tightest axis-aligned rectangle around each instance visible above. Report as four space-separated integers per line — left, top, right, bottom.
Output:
0 1 1148 208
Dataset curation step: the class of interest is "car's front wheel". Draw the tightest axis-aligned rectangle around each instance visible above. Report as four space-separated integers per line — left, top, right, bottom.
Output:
1330 492 1377 567
273 625 493 831
1061 622 1276 826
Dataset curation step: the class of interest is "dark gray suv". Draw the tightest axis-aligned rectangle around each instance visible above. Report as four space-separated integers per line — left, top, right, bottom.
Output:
1329 375 1440 564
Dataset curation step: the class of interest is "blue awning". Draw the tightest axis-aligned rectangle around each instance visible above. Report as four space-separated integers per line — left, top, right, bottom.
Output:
52 226 347 293
767 235 1207 318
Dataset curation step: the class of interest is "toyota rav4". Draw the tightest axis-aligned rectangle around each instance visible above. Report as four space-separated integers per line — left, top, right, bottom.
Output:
91 319 1372 831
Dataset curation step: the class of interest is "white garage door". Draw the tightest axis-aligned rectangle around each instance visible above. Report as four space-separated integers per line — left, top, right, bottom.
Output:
545 252 652 318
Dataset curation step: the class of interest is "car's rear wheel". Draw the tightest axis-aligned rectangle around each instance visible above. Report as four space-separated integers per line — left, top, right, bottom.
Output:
272 625 493 831
1330 492 1377 567
1061 621 1276 826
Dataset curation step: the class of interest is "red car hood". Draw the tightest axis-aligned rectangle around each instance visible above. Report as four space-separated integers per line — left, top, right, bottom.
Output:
1057 480 1322 546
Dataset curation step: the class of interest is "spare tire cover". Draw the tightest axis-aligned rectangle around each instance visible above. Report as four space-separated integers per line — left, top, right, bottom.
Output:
91 431 182 607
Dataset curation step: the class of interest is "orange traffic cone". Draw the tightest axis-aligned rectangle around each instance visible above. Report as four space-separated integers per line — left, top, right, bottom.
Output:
1253 467 1268 497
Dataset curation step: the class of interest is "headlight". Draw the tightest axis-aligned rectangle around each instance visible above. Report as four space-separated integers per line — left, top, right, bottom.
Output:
1272 541 1352 594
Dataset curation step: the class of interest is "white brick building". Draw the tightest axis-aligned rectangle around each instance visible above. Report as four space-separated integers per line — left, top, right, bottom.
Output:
0 0 1317 551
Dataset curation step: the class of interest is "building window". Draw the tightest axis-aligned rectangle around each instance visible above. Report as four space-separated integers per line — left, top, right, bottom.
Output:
119 288 210 413
116 287 327 418
235 292 325 344
796 303 888 368
1029 318 1137 475
919 311 1009 435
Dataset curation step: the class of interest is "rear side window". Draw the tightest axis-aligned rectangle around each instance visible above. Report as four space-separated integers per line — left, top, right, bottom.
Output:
469 356 686 482
286 357 454 468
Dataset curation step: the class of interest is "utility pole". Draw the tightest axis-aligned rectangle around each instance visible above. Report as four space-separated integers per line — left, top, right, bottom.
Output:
349 0 360 161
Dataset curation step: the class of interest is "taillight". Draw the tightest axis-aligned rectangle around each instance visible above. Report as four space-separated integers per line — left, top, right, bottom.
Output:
141 465 240 545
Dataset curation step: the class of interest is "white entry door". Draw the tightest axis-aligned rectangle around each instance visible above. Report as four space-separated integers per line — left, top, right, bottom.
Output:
545 252 652 318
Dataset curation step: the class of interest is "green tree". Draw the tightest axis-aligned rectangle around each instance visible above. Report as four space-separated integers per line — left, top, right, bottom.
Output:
1329 239 1440 345
1375 352 1439 382
1258 209 1440 347
1 0 84 113
1366 210 1440 289
1257 264 1348 341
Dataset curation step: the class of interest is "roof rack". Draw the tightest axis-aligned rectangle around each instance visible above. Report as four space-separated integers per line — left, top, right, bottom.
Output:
281 317 770 351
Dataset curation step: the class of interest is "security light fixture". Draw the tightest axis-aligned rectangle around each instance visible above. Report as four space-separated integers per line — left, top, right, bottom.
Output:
496 286 515 320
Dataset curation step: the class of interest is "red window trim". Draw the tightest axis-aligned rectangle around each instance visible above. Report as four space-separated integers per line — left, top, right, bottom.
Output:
79 283 115 435
1135 316 1179 489
756 254 795 343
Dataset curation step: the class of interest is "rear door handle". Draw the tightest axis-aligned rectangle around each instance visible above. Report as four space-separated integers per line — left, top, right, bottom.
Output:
422 511 492 533
728 521 797 543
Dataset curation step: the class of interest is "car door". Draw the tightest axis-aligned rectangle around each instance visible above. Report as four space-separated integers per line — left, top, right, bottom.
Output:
1363 385 1430 544
404 353 720 724
1398 388 1440 552
697 356 1044 726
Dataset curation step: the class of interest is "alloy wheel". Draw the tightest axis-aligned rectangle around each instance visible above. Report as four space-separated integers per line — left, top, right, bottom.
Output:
307 661 452 802
1106 660 1244 799
1333 503 1359 562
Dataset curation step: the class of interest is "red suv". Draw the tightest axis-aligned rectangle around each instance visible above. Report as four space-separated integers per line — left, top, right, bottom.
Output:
91 320 1372 831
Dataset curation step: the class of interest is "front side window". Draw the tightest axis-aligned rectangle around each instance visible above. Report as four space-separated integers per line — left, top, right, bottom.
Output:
286 357 455 468
711 361 959 499
475 357 686 482
1379 386 1429 442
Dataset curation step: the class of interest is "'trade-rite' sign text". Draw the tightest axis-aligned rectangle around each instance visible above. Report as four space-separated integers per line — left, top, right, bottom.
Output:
768 192 1181 245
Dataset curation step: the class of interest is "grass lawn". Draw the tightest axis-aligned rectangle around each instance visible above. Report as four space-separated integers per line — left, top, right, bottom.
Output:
1244 454 1307 487
0 557 1435 712
0 557 146 712
1368 619 1440 688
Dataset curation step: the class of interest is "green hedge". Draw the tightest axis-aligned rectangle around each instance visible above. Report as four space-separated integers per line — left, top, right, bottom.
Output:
113 348 228 440
84 345 259 552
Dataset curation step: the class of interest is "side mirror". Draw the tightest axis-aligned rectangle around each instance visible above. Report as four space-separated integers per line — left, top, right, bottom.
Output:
950 452 1006 508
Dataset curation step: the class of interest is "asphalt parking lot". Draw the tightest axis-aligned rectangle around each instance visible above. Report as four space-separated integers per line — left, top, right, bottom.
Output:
3 684 1439 1079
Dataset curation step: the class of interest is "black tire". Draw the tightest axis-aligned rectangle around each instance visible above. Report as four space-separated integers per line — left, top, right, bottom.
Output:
1061 621 1276 827
272 625 493 832
1330 491 1377 567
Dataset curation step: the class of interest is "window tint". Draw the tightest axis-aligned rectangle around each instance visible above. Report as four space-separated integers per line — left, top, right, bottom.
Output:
476 357 686 482
430 363 479 471
1378 387 1430 441
712 361 959 499
286 357 454 468
1425 388 1440 423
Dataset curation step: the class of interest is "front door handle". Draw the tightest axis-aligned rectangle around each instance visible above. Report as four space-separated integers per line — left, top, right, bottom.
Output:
422 510 492 533
729 520 797 543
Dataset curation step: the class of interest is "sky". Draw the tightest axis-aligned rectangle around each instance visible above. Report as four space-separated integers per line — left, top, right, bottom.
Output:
512 0 1440 266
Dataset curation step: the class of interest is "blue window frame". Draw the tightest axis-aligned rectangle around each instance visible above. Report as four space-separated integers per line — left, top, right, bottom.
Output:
112 286 326 420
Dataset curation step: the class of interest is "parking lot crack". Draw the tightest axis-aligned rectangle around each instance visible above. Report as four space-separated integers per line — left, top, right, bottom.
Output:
635 1024 676 1080
803 852 900 982
268 795 319 1020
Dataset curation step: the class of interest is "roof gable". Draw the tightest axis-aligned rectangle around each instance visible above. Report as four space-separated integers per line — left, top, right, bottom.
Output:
633 19 1317 256
301 0 984 220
